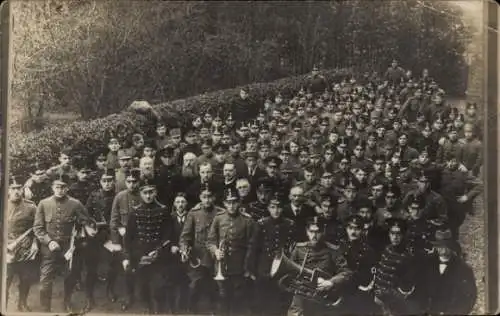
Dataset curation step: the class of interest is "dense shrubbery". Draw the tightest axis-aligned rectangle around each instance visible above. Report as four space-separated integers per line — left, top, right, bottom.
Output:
11 0 471 130
9 68 352 179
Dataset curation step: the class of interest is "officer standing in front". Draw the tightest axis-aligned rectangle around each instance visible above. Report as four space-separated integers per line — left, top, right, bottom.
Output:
6 176 38 312
208 187 258 316
122 180 176 314
33 174 96 313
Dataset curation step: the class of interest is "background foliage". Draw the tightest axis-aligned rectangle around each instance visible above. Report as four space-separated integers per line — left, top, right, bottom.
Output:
11 0 472 131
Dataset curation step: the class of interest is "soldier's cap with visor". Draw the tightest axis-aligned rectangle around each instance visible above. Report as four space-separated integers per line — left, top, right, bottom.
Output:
306 216 326 232
431 228 455 248
101 168 116 180
385 217 407 234
242 150 258 159
158 143 176 157
256 178 274 193
95 148 108 162
407 193 425 209
117 149 133 160
73 156 93 172
465 102 478 110
346 214 365 229
417 170 432 183
125 168 141 181
224 187 240 201
32 162 48 175
385 183 402 198
169 127 182 137
264 154 283 167
269 192 284 208
53 174 71 186
139 178 156 192
9 176 23 189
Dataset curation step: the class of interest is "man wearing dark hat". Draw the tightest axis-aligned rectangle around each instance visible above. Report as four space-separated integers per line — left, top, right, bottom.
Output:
180 183 224 314
257 154 289 202
208 187 257 316
121 180 176 313
33 174 97 312
287 216 353 316
404 194 436 258
253 193 295 316
439 157 483 240
6 176 38 312
115 148 134 193
241 150 266 191
247 180 273 221
155 143 183 207
24 162 52 205
296 165 320 206
403 171 448 225
338 214 380 315
419 228 477 315
336 179 371 224
69 156 97 205
83 168 116 309
459 122 483 177
372 218 419 315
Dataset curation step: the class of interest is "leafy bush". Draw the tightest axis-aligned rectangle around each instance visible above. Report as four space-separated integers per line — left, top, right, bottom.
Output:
9 68 352 179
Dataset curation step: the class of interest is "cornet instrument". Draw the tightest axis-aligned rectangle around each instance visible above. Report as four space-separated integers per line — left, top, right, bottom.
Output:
180 246 201 268
214 239 226 281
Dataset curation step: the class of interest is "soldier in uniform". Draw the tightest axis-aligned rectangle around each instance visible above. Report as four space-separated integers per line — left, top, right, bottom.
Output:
69 157 96 204
253 193 296 316
82 168 116 311
108 168 142 303
404 193 436 260
33 174 96 312
115 149 134 193
6 176 38 311
372 218 420 316
155 144 183 206
208 187 258 316
283 186 317 242
179 183 223 314
45 148 78 183
338 215 380 315
287 216 353 316
23 162 52 205
121 180 176 313
247 180 273 221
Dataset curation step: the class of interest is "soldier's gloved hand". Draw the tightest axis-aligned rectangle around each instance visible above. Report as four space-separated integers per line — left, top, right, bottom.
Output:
122 260 130 271
316 277 334 292
215 249 225 261
118 227 126 236
48 240 61 252
171 246 180 254
457 195 469 203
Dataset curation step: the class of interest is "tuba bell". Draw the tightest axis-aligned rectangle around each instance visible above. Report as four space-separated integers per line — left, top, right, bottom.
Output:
270 252 343 307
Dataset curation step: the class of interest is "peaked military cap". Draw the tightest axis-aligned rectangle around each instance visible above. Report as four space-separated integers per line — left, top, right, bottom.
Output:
385 183 401 198
264 154 283 167
465 102 477 110
269 192 284 207
126 168 141 181
346 214 365 228
33 162 48 175
242 150 258 159
53 174 71 186
386 217 407 233
431 228 454 247
169 127 182 137
224 187 239 201
9 176 23 188
118 149 133 160
139 178 156 191
101 168 115 180
417 170 431 182
306 216 326 231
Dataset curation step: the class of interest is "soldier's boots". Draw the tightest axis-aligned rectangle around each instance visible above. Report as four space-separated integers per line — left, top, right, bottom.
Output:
40 289 52 312
106 285 117 303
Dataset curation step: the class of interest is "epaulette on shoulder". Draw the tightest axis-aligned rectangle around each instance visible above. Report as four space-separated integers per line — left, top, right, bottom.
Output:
325 241 340 250
295 241 308 247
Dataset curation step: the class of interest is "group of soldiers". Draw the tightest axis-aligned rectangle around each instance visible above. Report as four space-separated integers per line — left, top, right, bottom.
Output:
6 61 481 315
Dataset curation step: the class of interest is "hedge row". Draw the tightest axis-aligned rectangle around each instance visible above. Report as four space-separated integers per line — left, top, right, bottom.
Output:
10 68 353 179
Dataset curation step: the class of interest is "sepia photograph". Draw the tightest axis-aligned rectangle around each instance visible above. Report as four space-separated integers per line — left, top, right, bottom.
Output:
3 0 489 315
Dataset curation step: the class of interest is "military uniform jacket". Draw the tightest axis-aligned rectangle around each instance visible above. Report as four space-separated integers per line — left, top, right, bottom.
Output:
403 189 448 223
436 139 463 164
283 203 317 242
179 203 224 268
114 168 128 193
155 164 183 206
439 169 482 209
337 237 379 291
123 201 175 265
34 195 93 250
254 216 296 277
106 152 120 170
290 241 353 289
86 189 115 224
109 190 141 243
459 138 482 175
373 244 417 299
69 180 97 205
7 199 37 262
207 209 258 276
406 217 434 257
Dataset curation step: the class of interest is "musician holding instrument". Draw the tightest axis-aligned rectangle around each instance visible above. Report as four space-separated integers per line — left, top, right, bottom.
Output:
82 168 117 312
281 216 353 316
33 174 97 313
253 193 296 316
6 176 38 312
179 183 224 314
122 179 176 314
207 187 258 316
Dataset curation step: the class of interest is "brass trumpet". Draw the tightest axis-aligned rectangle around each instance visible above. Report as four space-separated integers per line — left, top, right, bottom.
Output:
214 239 226 281
180 247 201 268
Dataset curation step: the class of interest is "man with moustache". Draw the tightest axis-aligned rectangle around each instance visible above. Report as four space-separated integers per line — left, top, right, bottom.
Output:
208 187 258 316
23 162 52 205
6 176 38 312
33 174 96 313
253 193 295 316
247 180 273 221
108 168 142 305
82 168 116 311
179 184 224 314
283 186 317 242
114 149 134 193
122 180 176 314
286 216 353 316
